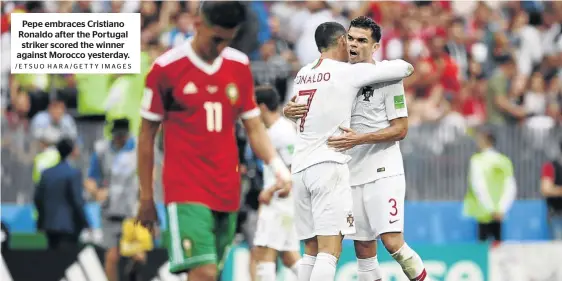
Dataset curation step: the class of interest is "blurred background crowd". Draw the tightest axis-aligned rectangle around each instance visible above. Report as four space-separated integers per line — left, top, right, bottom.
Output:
1 0 562 245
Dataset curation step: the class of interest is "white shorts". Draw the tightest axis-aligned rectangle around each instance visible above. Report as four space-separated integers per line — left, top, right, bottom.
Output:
293 162 356 240
253 204 300 252
347 175 406 241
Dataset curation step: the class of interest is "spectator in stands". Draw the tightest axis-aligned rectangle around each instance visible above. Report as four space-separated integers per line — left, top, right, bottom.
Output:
84 118 138 281
463 126 517 243
30 94 78 141
32 126 61 184
250 40 293 104
423 30 462 99
486 54 528 125
540 140 562 240
461 73 488 127
446 17 470 80
34 138 89 251
159 9 194 49
292 1 347 65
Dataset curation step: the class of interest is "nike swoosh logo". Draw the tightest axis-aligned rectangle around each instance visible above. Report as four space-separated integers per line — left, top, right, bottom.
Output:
389 219 399 224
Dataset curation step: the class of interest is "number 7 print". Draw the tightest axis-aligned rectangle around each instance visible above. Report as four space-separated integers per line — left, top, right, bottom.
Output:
297 89 317 132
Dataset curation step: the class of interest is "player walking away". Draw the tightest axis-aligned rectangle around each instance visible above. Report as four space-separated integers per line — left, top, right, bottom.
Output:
252 86 301 281
291 22 413 281
135 2 292 281
285 16 431 281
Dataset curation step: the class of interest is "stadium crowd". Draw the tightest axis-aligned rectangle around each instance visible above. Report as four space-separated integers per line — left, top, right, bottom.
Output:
1 0 561 239
0 2 561 281
2 1 561 128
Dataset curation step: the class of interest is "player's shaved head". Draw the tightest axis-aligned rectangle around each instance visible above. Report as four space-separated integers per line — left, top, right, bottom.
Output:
315 21 347 53
200 1 246 29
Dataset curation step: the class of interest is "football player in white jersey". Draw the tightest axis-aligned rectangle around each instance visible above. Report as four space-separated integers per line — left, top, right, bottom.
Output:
290 22 413 281
284 16 431 281
252 86 302 281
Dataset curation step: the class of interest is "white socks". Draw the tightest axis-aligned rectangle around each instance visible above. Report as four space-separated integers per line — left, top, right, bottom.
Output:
298 254 316 281
357 256 382 281
256 262 276 281
391 243 428 281
310 253 337 281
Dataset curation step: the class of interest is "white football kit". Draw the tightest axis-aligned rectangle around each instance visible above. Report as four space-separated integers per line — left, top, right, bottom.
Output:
253 117 300 252
291 58 413 240
346 80 409 241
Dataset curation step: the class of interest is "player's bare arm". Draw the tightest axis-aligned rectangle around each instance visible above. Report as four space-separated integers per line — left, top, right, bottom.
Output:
258 185 277 205
283 59 415 120
283 102 308 121
242 117 292 197
350 60 414 88
328 117 408 151
136 118 160 232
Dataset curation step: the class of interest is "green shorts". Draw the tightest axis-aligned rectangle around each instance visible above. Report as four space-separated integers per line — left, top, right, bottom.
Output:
164 203 237 273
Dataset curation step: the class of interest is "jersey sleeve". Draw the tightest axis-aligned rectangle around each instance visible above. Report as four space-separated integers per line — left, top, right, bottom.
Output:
542 162 555 180
140 63 166 122
348 60 414 89
238 64 260 120
278 143 294 166
384 80 408 120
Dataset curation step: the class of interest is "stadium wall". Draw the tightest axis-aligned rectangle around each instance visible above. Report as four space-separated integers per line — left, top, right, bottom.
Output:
1 200 552 244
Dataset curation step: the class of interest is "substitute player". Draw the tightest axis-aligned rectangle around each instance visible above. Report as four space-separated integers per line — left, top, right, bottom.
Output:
291 22 414 281
252 86 301 281
135 2 291 281
285 16 431 281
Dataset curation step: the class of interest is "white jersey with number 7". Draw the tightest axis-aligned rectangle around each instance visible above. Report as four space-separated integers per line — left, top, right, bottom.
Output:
291 58 413 174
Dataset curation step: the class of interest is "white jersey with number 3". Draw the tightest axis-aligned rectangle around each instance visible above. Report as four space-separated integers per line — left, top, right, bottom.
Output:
291 58 413 174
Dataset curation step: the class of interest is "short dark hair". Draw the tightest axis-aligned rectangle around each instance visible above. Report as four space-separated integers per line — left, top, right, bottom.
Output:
200 1 246 29
56 138 74 160
255 86 280 112
349 16 382 42
477 125 496 146
315 22 347 52
50 91 67 105
111 118 130 136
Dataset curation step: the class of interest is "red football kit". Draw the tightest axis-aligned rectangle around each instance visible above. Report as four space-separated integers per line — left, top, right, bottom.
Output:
141 39 259 212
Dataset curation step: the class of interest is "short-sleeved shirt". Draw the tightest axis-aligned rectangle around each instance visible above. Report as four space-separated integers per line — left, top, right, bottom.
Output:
347 80 408 185
486 69 510 125
291 58 413 174
141 39 259 212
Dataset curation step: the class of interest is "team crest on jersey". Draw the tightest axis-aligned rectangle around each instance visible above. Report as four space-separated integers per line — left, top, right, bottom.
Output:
361 86 374 102
346 212 355 227
226 83 239 105
183 239 192 257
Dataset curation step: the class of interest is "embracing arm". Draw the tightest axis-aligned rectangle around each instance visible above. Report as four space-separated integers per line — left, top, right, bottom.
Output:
350 60 414 89
358 81 409 144
359 118 408 144
282 95 306 122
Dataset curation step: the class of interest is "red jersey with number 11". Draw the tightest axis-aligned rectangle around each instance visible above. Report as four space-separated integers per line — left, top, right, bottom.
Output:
141 40 259 212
